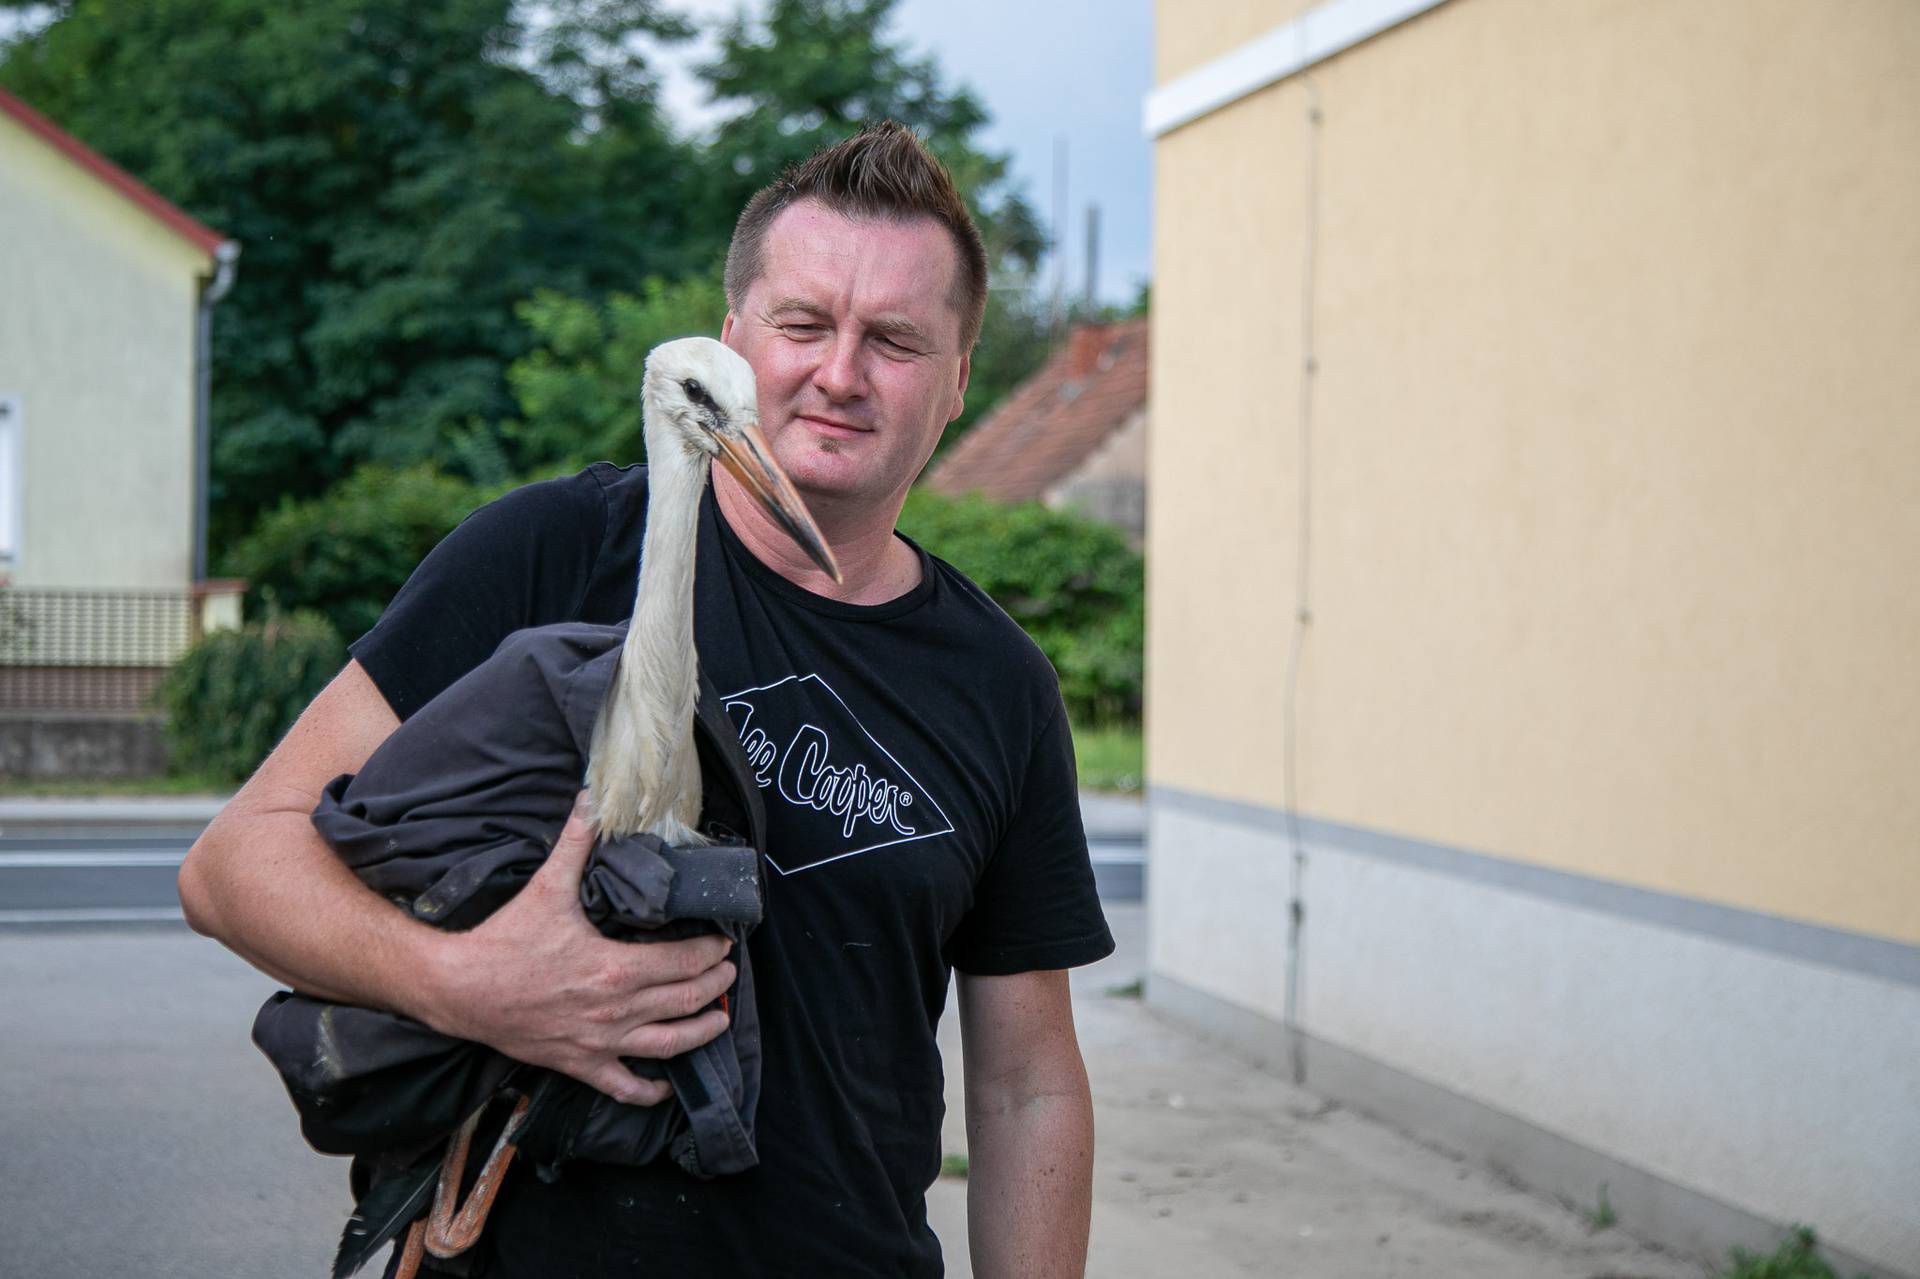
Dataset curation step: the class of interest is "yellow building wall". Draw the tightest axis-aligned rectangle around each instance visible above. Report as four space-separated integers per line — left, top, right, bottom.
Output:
1148 0 1920 943
0 111 211 590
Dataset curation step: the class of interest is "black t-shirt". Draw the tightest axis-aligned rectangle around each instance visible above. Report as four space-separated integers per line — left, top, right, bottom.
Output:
350 462 1114 1277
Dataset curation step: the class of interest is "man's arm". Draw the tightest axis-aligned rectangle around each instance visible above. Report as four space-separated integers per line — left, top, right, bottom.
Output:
959 968 1096 1279
177 659 736 1105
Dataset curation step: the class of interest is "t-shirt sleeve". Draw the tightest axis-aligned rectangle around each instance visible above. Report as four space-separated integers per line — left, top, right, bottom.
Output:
947 696 1116 976
349 469 612 721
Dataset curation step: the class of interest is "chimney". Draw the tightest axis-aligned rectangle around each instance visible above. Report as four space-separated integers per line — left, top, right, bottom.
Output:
1065 324 1110 379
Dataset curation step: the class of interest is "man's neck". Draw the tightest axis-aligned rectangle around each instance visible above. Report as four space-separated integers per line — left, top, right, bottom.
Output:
711 469 922 605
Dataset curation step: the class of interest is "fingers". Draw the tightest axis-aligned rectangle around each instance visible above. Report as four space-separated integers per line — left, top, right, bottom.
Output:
643 932 735 984
536 791 599 893
621 959 737 1026
616 1005 731 1063
586 961 734 1103
590 1064 674 1107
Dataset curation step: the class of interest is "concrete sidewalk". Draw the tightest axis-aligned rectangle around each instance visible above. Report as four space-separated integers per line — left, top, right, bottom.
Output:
930 903 1712 1278
0 793 229 827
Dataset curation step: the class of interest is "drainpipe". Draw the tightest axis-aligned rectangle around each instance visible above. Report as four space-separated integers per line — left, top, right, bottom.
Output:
193 240 240 584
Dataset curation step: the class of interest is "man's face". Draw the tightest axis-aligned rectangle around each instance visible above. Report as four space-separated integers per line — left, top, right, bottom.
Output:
721 200 970 517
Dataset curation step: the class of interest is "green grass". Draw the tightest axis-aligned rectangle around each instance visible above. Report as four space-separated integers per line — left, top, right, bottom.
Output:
1722 1227 1868 1279
1072 723 1142 794
0 771 231 799
1583 1182 1616 1231
939 1152 969 1179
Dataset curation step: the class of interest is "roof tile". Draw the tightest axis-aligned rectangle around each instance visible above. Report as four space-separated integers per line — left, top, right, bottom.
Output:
927 317 1148 505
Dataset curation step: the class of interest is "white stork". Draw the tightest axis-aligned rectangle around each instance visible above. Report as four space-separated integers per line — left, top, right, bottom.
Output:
586 336 840 845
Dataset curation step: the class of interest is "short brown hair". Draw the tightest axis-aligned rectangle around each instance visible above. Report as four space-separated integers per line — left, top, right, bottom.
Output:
723 121 989 349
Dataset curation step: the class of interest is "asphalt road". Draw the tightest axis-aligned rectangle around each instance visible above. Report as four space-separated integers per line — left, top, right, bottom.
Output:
0 925 355 1277
0 888 1146 1279
0 817 1143 1277
0 832 1141 925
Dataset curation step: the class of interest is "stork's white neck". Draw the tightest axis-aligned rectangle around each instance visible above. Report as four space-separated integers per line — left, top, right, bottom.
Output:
586 436 709 843
629 444 706 683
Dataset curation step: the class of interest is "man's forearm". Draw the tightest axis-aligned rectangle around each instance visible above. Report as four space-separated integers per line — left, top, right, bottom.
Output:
181 801 445 1015
965 1081 1095 1278
177 657 438 1011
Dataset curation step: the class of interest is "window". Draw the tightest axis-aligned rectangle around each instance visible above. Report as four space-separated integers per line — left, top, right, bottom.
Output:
0 396 19 564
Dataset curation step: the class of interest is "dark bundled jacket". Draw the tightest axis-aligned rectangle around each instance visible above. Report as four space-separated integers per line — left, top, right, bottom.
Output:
250 622 766 1270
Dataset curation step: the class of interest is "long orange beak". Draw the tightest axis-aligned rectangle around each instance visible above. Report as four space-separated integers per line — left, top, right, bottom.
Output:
715 425 843 583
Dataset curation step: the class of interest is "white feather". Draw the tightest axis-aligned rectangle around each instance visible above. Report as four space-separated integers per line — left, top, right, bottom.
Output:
586 337 760 845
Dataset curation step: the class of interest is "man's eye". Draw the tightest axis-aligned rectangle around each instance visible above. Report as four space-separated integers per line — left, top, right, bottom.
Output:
783 323 825 337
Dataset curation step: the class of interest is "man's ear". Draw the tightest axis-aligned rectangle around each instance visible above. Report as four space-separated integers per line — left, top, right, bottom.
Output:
720 312 736 345
947 352 971 424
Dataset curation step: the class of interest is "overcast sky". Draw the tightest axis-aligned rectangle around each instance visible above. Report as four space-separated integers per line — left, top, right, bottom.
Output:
659 0 1155 305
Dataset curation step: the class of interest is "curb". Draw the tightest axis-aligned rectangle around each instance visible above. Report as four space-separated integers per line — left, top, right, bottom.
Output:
0 796 230 831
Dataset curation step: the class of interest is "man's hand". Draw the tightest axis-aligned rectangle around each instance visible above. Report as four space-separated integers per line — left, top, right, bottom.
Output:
180 660 734 1108
423 793 736 1106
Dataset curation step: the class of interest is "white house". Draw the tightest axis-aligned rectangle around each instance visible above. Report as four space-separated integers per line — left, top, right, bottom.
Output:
0 87 240 770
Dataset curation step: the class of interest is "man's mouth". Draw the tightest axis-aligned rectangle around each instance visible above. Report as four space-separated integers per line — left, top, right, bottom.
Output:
795 414 871 440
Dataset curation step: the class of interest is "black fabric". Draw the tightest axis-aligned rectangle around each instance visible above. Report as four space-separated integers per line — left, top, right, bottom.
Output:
253 628 769 1272
351 463 1114 1277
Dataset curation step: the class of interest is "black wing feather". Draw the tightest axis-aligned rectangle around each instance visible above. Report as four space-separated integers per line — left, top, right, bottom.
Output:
332 1155 438 1279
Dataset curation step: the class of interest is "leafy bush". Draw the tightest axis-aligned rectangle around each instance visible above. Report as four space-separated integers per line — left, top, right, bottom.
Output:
227 465 490 643
899 489 1143 724
158 613 346 784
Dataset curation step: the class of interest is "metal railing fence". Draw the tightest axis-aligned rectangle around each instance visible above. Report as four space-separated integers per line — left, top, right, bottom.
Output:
0 588 196 713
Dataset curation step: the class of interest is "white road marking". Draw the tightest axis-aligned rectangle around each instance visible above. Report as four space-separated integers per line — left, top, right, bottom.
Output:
0 851 187 868
0 907 185 925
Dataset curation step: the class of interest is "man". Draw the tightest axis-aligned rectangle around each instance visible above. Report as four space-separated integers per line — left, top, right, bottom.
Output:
180 122 1112 1277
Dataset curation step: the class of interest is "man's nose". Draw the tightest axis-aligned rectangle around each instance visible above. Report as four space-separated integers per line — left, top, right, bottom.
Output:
812 331 866 402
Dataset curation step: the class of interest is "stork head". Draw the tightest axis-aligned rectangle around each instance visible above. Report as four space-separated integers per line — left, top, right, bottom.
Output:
644 336 841 582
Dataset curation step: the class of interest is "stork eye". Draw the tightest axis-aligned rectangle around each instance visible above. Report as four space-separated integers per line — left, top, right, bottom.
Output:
682 378 711 406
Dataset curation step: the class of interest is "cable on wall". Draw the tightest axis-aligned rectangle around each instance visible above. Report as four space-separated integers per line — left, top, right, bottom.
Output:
1281 71 1322 1088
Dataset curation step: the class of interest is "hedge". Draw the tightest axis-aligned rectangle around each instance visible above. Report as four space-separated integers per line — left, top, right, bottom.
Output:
227 465 491 643
157 612 346 783
898 489 1143 725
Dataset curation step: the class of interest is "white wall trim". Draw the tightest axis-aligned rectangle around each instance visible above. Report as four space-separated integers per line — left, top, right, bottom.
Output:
1152 784 1920 988
1143 0 1455 138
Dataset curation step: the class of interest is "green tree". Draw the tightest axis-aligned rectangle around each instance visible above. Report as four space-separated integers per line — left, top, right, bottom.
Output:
0 0 699 548
504 274 728 470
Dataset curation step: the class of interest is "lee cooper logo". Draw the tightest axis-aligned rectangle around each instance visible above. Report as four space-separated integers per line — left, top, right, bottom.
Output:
721 673 954 874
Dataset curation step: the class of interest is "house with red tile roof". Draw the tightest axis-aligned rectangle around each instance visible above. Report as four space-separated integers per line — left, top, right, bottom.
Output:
924 318 1148 539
